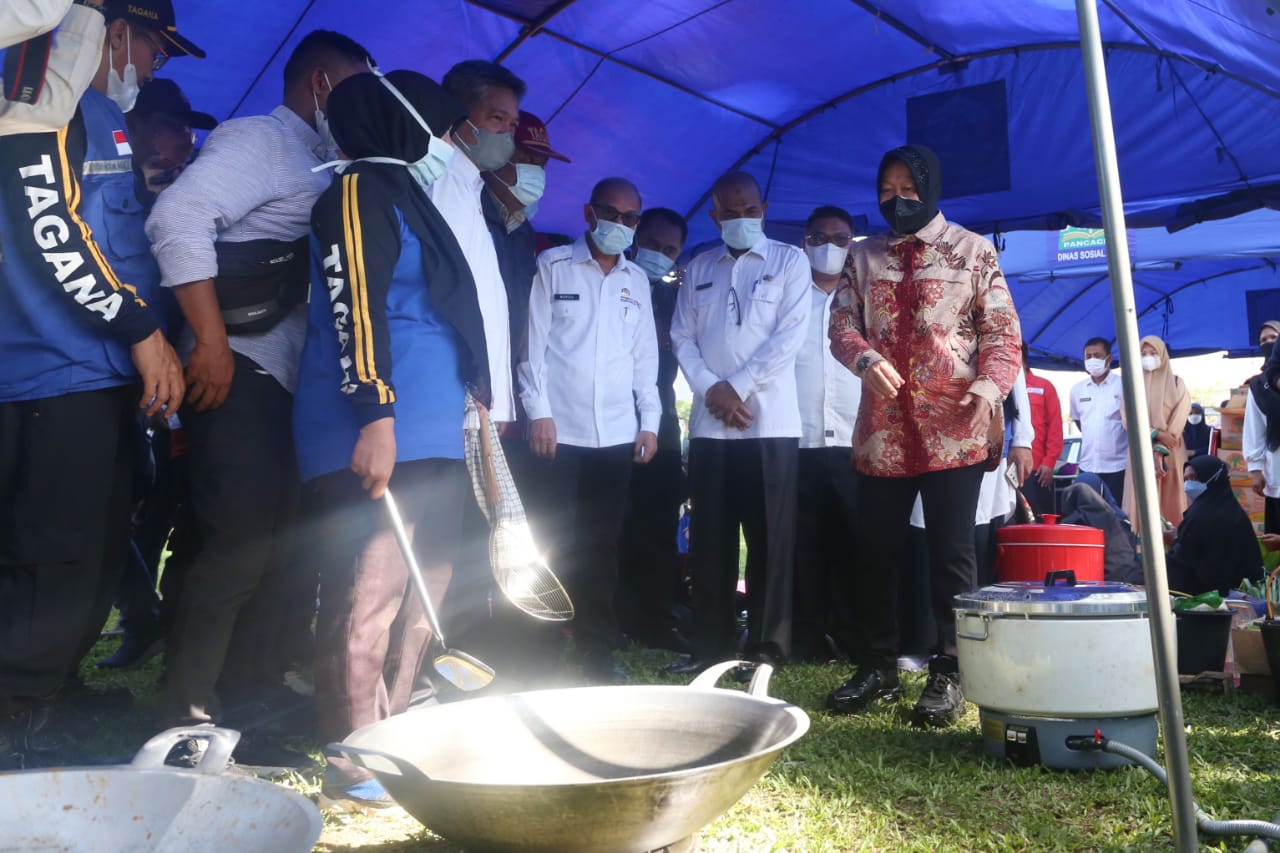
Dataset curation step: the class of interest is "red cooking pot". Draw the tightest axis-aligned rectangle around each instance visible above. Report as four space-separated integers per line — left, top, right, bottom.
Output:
995 514 1104 582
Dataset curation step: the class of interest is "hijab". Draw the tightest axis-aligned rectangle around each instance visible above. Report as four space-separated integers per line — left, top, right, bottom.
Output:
1138 335 1184 432
325 70 492 405
1251 331 1280 451
1183 402 1210 454
877 144 942 236
1169 454 1261 594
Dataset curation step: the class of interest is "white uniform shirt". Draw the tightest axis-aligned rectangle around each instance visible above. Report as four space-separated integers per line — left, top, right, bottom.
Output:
796 281 860 448
671 236 810 440
0 3 102 136
1070 370 1128 474
1244 393 1280 498
427 151 514 422
518 236 661 448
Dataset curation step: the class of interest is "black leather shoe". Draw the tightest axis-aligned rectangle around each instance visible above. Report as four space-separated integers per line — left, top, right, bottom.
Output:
662 657 715 676
826 668 902 714
910 669 965 728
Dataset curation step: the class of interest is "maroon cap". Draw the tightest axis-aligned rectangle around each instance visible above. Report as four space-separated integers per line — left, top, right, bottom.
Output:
515 110 570 163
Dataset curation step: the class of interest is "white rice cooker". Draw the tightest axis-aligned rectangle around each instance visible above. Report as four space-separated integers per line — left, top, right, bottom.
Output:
954 574 1162 769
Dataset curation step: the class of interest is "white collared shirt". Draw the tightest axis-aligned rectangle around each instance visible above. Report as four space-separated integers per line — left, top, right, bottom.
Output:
518 235 660 449
0 3 101 136
1244 393 1280 498
1070 370 1129 473
796 282 861 448
672 236 811 440
427 152 514 422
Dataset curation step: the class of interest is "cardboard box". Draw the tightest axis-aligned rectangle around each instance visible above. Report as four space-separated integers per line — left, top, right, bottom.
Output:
1219 409 1244 450
1223 387 1248 410
1217 449 1250 479
1232 622 1271 676
1231 483 1266 515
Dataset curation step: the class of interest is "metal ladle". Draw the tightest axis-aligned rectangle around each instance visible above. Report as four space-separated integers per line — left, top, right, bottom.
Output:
383 488 494 691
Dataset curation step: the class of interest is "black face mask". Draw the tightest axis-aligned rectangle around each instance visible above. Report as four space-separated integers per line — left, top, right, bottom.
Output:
879 196 931 235
1261 341 1275 360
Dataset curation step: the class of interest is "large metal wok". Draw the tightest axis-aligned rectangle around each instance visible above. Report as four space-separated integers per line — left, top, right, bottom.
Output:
333 660 809 853
0 727 321 852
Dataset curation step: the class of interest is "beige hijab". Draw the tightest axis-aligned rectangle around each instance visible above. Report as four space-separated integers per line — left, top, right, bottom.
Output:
1141 335 1186 431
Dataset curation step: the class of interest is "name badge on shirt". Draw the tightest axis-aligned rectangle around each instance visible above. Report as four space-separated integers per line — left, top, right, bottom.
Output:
553 293 580 301
1028 387 1045 395
825 429 835 437
695 282 713 291
1079 397 1092 403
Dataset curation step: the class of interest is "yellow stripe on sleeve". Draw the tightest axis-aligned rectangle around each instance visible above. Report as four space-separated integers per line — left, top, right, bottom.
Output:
341 173 394 405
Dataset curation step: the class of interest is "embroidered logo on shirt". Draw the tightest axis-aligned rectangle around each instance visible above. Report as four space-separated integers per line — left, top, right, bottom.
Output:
695 282 713 291
553 293 580 301
112 130 132 157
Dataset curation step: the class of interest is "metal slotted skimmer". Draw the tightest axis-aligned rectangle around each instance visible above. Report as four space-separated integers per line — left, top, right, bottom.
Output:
463 394 574 622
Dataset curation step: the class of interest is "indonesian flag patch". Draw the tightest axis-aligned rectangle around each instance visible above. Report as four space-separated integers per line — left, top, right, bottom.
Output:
112 129 132 157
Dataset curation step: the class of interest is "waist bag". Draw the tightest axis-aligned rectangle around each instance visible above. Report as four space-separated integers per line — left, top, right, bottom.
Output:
214 237 309 334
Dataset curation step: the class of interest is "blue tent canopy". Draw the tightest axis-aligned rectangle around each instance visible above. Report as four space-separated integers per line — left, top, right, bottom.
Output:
156 0 1280 353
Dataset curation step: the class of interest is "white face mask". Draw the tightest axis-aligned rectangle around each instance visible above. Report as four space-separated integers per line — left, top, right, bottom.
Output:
1141 355 1160 372
805 243 849 276
312 72 336 159
106 27 140 112
1085 357 1108 377
312 64 456 188
501 163 545 207
1188 414 1203 425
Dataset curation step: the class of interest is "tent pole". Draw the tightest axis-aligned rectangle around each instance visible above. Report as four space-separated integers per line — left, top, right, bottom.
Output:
1073 2 1197 850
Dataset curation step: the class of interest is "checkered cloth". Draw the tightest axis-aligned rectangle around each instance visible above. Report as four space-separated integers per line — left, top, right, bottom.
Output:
464 394 573 621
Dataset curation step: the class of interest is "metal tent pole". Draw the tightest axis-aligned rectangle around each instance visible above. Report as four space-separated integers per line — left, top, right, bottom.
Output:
1073 2 1198 849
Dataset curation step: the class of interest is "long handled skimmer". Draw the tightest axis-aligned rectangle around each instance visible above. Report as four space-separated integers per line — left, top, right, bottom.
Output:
383 487 494 691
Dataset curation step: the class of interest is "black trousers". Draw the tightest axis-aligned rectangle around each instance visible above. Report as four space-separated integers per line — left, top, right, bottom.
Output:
852 462 986 670
1021 474 1056 518
0 386 135 715
525 443 634 660
1265 496 1280 535
1088 470 1126 507
615 447 686 643
163 354 300 725
686 437 798 661
793 447 860 661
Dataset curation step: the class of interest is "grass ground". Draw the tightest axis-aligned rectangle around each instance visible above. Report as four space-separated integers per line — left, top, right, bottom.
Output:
75 634 1280 852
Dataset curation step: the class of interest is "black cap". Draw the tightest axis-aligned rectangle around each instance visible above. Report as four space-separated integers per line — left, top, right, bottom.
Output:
102 0 206 60
131 78 216 130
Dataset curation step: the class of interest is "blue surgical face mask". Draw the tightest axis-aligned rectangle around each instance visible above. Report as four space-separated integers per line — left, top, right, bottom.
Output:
634 248 675 282
589 215 635 256
502 163 545 207
1184 480 1207 503
719 217 764 251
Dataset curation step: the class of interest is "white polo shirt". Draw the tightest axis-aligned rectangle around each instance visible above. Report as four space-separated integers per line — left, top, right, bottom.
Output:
517 236 660 449
671 236 810 441
796 282 861 449
427 151 514 422
1070 370 1129 474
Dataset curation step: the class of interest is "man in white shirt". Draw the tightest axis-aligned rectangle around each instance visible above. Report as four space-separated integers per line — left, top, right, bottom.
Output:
666 171 810 676
434 59 525 425
792 205 862 662
518 177 660 684
1070 336 1128 501
0 0 103 135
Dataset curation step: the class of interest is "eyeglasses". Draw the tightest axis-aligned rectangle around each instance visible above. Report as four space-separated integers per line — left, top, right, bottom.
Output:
805 232 854 248
135 27 169 71
591 203 640 228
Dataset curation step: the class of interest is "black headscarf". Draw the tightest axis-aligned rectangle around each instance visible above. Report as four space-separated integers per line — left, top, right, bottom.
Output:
1167 454 1262 595
877 144 942 235
325 70 491 405
1183 402 1210 458
1252 340 1280 451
